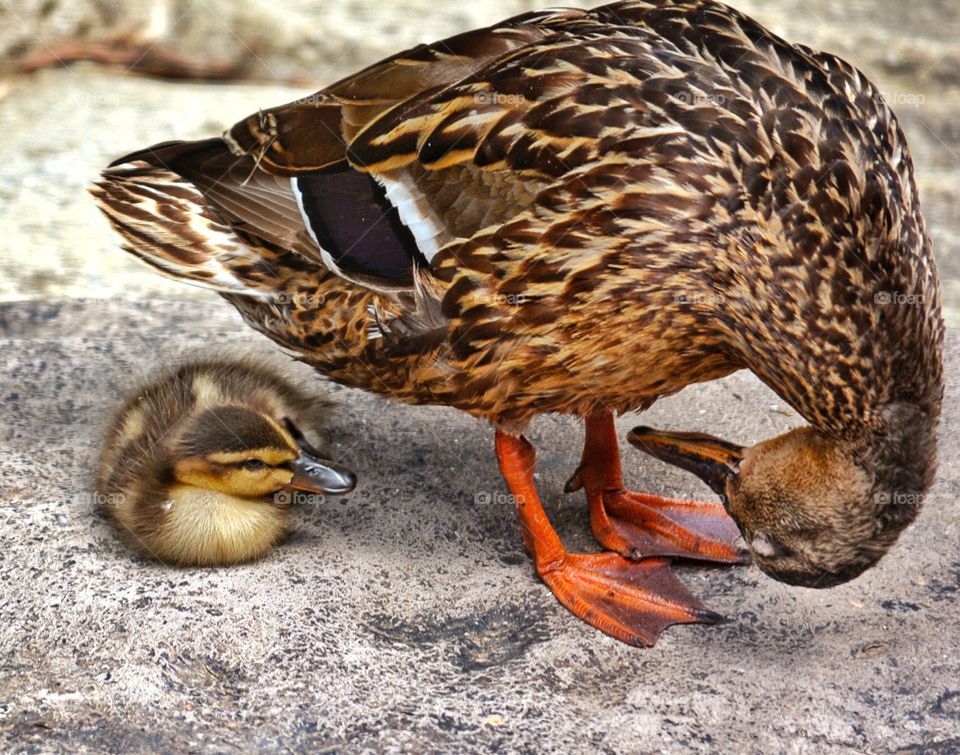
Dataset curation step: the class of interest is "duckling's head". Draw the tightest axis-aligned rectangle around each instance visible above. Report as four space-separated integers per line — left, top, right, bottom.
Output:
146 406 356 566
630 406 936 588
172 405 356 500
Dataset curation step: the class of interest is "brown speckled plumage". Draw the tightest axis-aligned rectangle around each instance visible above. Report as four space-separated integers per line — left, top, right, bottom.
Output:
93 1 944 609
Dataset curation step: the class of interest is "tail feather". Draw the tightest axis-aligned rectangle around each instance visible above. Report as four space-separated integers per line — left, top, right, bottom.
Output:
92 140 279 296
92 137 448 346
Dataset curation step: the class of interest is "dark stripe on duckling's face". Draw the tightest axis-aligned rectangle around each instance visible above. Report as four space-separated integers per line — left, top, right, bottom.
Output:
172 407 357 499
292 168 429 283
172 407 301 498
178 406 298 458
173 456 297 499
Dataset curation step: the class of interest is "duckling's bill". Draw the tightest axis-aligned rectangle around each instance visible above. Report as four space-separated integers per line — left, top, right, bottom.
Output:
288 450 357 496
282 418 356 496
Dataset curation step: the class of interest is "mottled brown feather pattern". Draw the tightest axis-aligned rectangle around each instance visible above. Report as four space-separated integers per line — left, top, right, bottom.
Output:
94 0 943 444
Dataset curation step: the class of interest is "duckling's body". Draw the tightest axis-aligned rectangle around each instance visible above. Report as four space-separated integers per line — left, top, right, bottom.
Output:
94 1 943 644
131 485 288 566
98 360 356 566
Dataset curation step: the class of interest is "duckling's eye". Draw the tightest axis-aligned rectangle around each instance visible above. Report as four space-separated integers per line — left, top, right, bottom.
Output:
242 459 267 471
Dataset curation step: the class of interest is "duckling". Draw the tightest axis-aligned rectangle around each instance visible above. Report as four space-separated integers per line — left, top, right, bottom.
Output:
97 358 357 566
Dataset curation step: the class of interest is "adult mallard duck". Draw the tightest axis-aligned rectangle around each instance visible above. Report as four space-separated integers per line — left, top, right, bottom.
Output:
93 0 944 645
98 359 356 565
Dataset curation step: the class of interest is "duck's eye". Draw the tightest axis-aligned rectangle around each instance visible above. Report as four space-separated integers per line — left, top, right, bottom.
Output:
242 459 267 471
750 533 792 559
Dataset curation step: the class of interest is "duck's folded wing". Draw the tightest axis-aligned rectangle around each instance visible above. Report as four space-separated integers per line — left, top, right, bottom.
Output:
93 10 586 296
225 7 588 173
94 138 320 294
96 6 732 301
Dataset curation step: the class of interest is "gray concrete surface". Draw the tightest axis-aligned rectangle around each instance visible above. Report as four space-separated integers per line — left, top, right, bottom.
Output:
0 298 958 753
1 0 959 750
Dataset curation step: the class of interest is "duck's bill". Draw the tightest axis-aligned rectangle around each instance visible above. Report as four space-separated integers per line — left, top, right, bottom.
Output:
281 417 357 495
288 452 357 495
627 426 743 496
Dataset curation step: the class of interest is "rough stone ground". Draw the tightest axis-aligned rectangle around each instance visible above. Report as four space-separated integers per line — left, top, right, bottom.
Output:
1 0 959 751
0 299 958 753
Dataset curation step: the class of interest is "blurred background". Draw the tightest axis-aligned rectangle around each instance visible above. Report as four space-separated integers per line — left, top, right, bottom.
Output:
0 0 958 324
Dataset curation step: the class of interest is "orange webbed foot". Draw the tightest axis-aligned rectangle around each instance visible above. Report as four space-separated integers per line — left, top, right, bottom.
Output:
540 552 723 647
495 430 721 647
573 411 750 565
594 489 750 563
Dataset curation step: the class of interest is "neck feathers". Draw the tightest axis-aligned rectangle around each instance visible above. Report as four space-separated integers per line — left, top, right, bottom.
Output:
721 224 944 440
152 487 288 566
860 402 940 540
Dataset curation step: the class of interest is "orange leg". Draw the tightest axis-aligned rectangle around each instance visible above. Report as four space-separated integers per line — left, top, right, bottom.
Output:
494 431 721 647
567 411 749 564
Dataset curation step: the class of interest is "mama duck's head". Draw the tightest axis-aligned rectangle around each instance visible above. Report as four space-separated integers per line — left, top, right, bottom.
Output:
630 401 939 588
